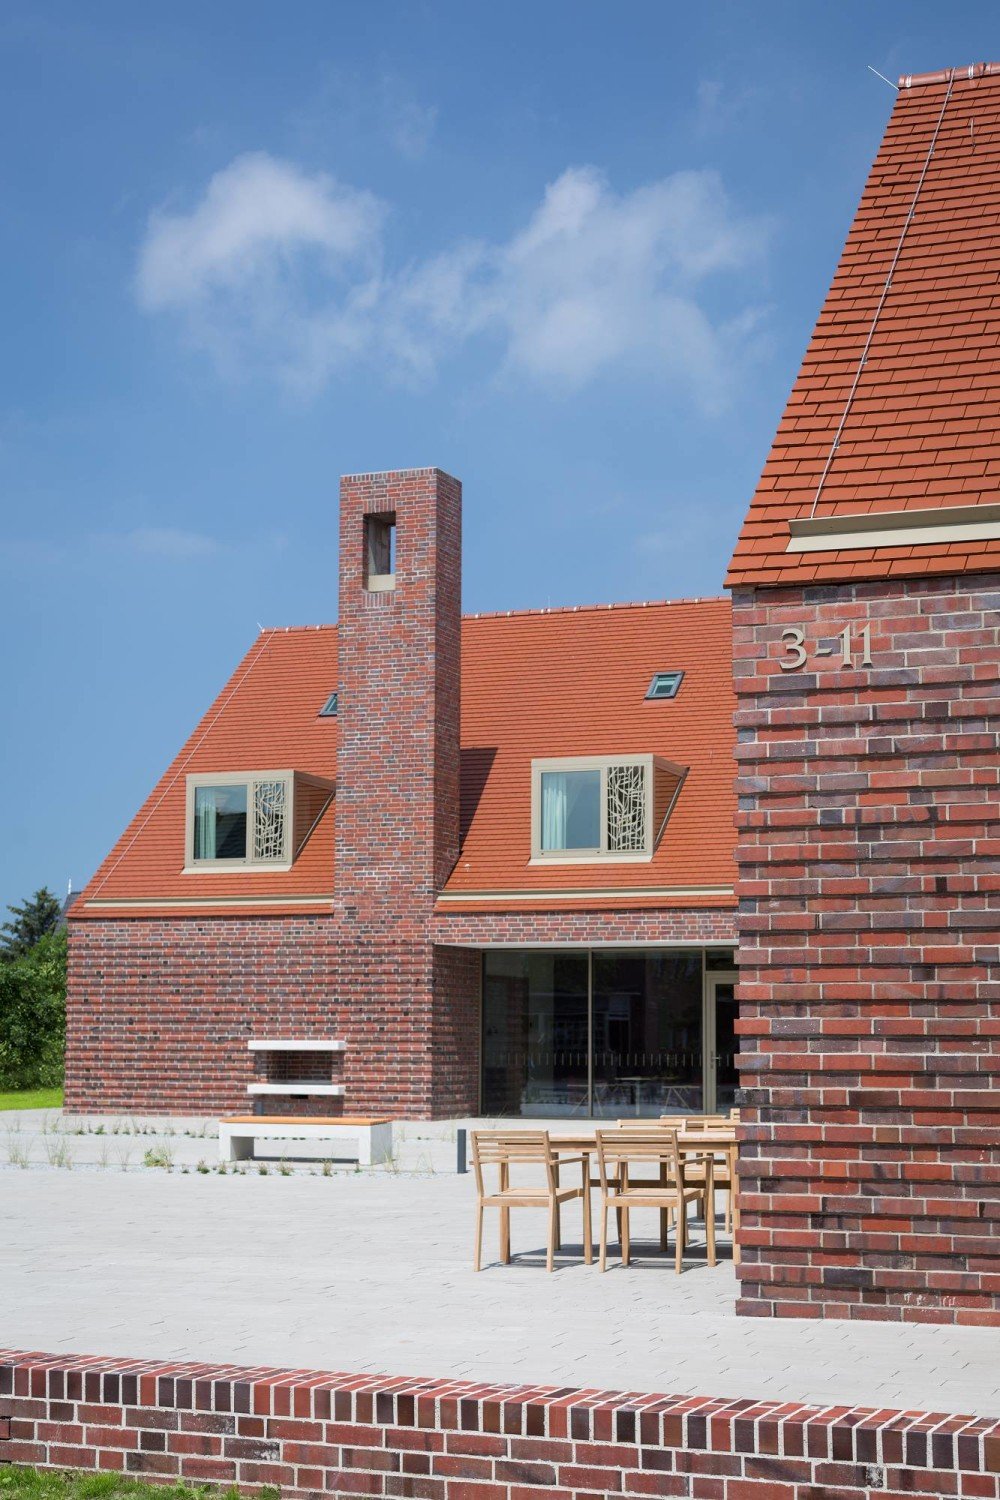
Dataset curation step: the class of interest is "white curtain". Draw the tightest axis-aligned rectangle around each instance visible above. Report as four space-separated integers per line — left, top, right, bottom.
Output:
195 788 217 860
541 773 569 852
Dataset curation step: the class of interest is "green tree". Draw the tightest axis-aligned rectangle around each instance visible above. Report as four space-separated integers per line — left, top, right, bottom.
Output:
0 887 62 959
0 927 66 1088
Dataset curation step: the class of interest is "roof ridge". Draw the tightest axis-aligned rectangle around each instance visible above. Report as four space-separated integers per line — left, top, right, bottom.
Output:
257 596 730 634
459 596 727 622
900 62 1000 88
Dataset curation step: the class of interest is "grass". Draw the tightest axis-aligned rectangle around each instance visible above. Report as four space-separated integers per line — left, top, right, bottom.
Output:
0 1469 279 1500
0 1087 63 1112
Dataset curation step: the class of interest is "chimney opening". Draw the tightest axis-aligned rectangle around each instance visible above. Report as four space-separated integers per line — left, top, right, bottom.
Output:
364 511 396 592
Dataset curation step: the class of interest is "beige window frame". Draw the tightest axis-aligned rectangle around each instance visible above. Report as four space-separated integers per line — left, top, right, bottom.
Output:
184 770 333 873
529 754 685 865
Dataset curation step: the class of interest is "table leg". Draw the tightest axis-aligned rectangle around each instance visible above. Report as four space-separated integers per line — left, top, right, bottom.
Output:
582 1153 592 1265
706 1156 716 1267
659 1160 668 1251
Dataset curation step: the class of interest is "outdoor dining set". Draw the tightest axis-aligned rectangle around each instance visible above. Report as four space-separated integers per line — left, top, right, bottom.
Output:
471 1114 740 1273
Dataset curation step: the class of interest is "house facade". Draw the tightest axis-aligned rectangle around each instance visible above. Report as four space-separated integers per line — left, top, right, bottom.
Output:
65 63 998 1327
66 468 739 1121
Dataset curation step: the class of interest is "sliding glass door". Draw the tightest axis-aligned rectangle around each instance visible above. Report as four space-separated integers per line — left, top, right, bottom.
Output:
591 950 703 1116
481 951 590 1116
481 947 730 1117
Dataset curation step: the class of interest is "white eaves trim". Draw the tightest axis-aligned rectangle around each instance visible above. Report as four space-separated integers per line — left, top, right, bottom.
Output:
786 503 1000 553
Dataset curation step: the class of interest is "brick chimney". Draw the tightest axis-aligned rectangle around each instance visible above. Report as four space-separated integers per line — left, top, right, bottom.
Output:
335 469 462 918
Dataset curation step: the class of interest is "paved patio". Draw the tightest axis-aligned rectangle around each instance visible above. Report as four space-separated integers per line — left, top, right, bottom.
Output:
2 1108 999 1419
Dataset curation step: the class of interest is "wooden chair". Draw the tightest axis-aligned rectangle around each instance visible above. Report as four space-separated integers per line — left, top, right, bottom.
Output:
470 1130 591 1272
674 1116 735 1233
595 1129 715 1273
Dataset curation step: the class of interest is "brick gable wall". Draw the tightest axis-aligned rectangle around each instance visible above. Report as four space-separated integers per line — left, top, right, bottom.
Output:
732 572 1000 1324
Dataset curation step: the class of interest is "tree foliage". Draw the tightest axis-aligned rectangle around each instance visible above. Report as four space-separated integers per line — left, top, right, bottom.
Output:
1 886 62 958
0 895 67 1088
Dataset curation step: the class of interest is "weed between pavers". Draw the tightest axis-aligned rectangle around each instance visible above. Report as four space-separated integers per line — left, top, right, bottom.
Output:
143 1145 173 1170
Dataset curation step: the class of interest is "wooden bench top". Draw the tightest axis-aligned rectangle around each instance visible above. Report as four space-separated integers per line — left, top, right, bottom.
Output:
220 1115 392 1127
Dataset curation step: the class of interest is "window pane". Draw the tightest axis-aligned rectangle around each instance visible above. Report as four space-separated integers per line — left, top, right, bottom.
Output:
540 769 600 851
193 784 247 860
591 950 703 1117
482 952 589 1116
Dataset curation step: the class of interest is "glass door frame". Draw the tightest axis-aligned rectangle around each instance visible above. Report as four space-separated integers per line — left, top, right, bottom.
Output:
702 969 739 1114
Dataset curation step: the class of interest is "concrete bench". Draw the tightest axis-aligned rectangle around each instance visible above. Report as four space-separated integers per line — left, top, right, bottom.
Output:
218 1115 393 1166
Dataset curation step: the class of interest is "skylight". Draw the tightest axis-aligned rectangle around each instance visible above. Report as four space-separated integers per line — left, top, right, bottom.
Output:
319 692 339 717
645 672 683 700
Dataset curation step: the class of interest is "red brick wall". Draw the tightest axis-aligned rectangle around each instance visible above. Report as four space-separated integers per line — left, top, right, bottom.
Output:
3 1350 999 1497
732 572 1000 1324
431 909 737 947
64 917 483 1119
336 469 462 913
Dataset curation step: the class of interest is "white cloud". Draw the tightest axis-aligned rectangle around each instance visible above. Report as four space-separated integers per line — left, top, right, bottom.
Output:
136 152 383 310
136 155 770 407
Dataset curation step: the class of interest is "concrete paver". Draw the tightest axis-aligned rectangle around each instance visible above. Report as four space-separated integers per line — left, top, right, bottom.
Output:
2 1123 999 1419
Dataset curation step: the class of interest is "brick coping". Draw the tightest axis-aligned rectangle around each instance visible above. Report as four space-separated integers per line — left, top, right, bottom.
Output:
2 1349 999 1478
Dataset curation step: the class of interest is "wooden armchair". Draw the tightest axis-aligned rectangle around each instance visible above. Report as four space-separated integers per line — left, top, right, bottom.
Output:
595 1128 715 1272
470 1130 591 1272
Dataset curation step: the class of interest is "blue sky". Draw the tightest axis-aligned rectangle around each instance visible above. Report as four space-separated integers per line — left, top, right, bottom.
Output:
1 1 994 912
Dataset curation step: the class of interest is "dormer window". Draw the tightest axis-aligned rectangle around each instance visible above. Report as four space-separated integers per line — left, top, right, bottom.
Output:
185 771 333 871
530 755 686 863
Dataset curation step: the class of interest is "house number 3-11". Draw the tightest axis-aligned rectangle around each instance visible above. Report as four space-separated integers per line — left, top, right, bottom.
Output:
779 623 874 671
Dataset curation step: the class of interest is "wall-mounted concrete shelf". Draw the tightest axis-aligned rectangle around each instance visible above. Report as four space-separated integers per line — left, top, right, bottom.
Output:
247 1039 347 1052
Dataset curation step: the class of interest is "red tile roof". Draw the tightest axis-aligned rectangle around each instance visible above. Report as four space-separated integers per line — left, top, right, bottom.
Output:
78 626 340 916
76 598 737 918
728 63 1000 589
441 598 736 912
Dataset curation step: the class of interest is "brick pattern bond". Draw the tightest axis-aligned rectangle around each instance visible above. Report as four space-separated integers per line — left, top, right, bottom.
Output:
431 909 737 948
732 573 1000 1324
3 1351 999 1498
64 918 481 1120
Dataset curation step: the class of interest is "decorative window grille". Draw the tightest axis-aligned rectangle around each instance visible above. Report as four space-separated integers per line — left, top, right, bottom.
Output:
607 763 646 852
252 779 287 861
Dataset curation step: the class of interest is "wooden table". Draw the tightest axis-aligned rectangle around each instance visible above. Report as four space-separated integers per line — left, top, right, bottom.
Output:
546 1128 740 1265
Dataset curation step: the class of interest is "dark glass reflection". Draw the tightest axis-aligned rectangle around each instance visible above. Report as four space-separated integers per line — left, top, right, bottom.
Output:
591 950 703 1117
713 982 739 1112
482 952 589 1116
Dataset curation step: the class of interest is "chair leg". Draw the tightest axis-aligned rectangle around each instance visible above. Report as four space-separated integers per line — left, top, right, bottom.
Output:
599 1202 609 1271
500 1205 510 1264
474 1202 484 1272
725 1189 733 1235
675 1198 686 1273
555 1200 562 1252
622 1207 631 1267
547 1197 557 1273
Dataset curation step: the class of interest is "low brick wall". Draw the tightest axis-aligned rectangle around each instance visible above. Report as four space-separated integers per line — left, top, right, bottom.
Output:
2 1352 999 1498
